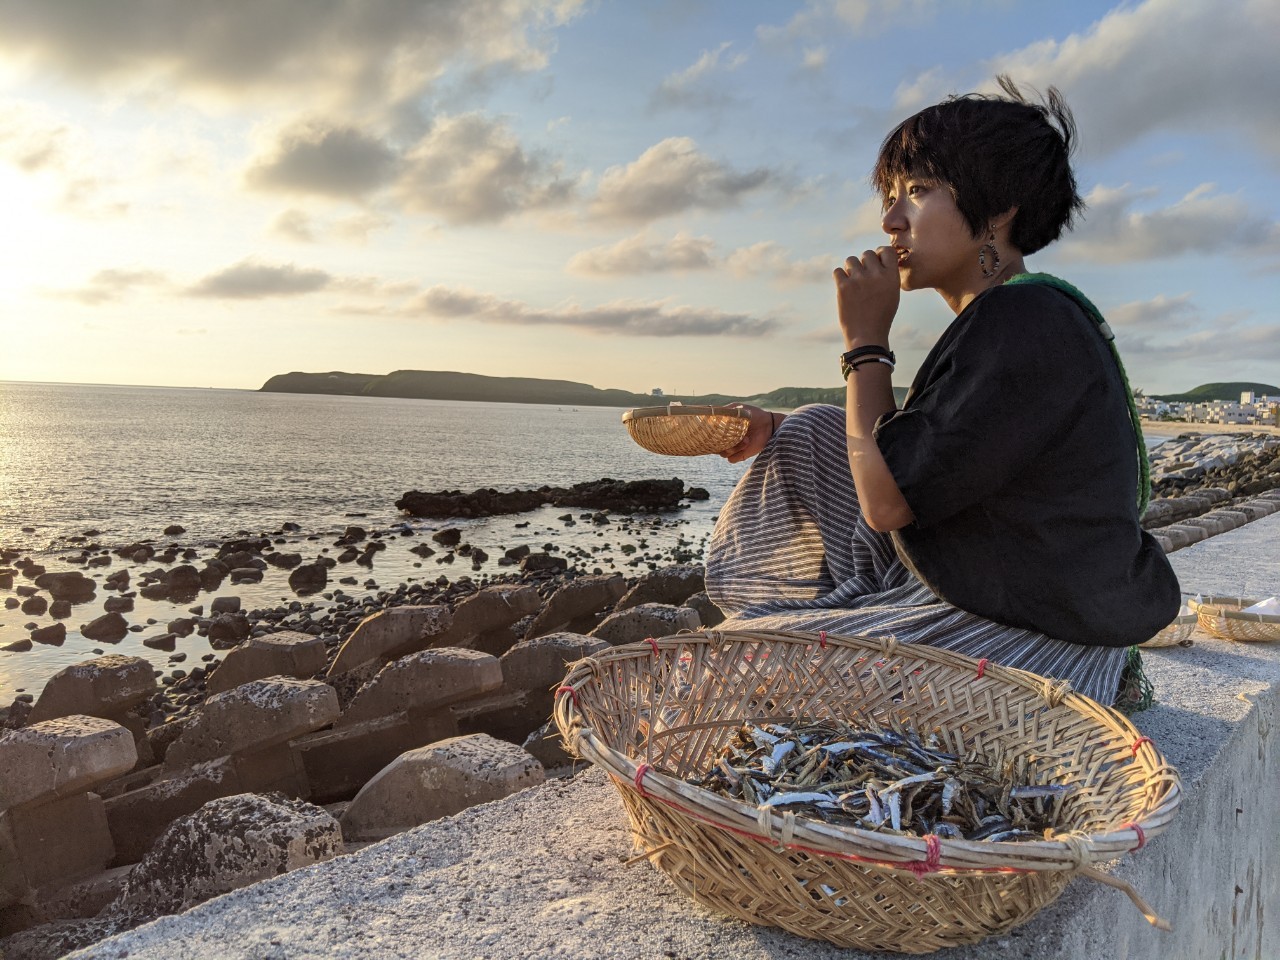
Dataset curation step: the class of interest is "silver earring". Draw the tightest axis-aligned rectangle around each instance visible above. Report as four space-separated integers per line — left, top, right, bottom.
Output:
978 232 1001 279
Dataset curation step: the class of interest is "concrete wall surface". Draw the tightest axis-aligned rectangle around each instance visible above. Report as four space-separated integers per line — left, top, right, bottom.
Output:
75 515 1280 960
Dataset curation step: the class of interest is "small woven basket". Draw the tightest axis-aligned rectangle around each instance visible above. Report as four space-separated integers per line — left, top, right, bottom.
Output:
1140 610 1197 648
1187 595 1280 642
554 629 1180 954
622 404 750 456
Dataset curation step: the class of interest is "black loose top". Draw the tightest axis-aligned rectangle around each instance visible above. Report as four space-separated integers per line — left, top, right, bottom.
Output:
874 283 1180 647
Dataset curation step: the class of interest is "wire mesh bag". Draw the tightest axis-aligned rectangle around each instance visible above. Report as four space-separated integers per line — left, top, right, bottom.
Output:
622 404 750 456
1139 610 1197 648
554 629 1181 954
1188 595 1280 642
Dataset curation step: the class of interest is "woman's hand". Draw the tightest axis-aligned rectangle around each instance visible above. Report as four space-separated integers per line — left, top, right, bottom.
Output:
835 246 901 347
718 404 778 464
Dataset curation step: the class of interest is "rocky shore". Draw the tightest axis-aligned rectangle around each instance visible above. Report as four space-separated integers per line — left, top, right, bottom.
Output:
0 478 726 958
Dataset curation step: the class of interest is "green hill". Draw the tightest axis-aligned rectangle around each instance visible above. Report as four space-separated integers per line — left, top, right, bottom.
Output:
1151 382 1279 403
260 370 909 409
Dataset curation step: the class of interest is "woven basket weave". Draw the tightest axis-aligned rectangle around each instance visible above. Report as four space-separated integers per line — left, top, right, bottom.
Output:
554 629 1180 953
622 404 750 456
1140 611 1197 648
1188 595 1280 642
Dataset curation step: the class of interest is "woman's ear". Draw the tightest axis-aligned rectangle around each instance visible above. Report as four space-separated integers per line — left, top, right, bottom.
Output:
990 206 1019 235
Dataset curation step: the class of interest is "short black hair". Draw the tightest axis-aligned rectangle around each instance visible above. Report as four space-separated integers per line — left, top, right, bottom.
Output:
871 76 1085 256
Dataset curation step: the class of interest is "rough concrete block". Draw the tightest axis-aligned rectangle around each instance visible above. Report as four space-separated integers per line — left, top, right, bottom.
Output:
0 791 115 890
431 586 542 648
110 794 342 919
589 603 701 645
163 678 339 772
326 605 452 677
500 633 609 695
524 576 626 640
1235 501 1275 520
338 648 502 728
339 734 544 842
230 741 310 798
683 591 725 629
1205 509 1248 530
1160 522 1210 547
205 630 328 694
104 759 240 866
452 689 546 745
0 717 137 811
1181 515 1231 536
292 710 459 804
614 565 706 612
28 655 157 724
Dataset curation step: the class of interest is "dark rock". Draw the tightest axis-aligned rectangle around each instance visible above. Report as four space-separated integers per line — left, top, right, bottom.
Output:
229 567 264 584
211 596 242 615
520 553 568 574
82 612 129 643
615 564 706 611
166 564 203 598
2 636 33 652
397 478 691 518
32 570 97 603
104 595 135 614
431 527 463 547
164 524 186 535
20 595 48 616
265 552 303 569
288 562 328 595
207 613 251 648
31 622 67 646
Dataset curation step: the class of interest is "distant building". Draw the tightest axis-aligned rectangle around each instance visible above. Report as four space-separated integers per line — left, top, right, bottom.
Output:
651 388 664 397
1241 391 1256 404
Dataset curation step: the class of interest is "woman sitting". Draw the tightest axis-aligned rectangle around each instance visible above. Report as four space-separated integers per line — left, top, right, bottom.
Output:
709 78 1180 707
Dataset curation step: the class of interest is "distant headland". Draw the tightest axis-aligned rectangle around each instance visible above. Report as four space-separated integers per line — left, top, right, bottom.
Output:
258 369 911 409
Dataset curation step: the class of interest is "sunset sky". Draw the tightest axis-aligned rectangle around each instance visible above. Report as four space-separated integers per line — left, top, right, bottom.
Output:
1 0 1277 396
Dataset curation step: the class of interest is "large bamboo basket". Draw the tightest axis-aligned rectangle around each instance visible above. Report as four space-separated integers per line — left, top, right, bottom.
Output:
554 629 1180 954
1187 595 1280 642
622 404 750 456
1140 610 1197 648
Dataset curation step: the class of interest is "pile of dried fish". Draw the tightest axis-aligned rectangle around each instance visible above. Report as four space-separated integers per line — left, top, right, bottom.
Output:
687 720 1074 841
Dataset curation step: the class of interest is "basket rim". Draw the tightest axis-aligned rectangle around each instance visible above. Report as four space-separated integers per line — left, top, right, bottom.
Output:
1188 595 1280 623
554 628 1181 878
622 404 752 422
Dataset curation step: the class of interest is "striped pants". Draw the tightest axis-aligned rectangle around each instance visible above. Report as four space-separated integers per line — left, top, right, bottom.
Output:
705 404 1127 705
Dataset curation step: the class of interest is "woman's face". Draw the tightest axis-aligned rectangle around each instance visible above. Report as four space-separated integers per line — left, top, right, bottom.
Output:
879 176 980 295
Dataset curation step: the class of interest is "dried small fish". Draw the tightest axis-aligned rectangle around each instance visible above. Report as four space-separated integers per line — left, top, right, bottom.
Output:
688 719 1071 842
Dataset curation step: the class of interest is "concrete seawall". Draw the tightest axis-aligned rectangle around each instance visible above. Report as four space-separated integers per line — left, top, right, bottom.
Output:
75 515 1280 960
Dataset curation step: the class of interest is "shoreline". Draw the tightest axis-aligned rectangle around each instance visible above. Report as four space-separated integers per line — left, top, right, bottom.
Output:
1140 420 1280 438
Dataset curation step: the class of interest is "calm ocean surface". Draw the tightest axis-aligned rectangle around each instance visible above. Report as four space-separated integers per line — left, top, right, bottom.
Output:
0 382 747 553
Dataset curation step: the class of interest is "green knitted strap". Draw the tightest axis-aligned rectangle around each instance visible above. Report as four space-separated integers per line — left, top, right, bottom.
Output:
1002 272 1152 514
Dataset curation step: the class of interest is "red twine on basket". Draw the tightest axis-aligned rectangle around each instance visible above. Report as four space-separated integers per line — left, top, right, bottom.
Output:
644 637 660 657
634 763 652 796
818 631 828 649
555 685 578 706
906 834 942 877
975 658 989 679
1130 736 1153 757
1122 822 1147 852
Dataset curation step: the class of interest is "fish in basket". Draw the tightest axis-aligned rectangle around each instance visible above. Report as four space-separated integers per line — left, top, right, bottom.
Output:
553 629 1181 954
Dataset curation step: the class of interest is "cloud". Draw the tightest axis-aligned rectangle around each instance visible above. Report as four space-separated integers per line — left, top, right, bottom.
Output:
52 268 168 305
757 0 939 43
0 0 586 115
397 113 578 224
801 46 827 71
271 209 316 242
650 41 748 111
567 231 831 285
1108 293 1198 332
567 232 716 275
986 0 1280 160
1120 317 1280 366
589 137 775 223
245 123 399 198
186 260 331 299
1059 183 1280 263
723 242 831 286
406 285 778 337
